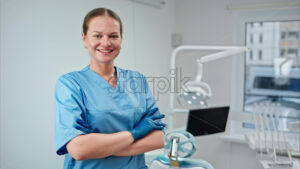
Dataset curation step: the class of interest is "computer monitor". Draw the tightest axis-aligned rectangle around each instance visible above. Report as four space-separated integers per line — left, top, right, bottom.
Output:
186 106 230 136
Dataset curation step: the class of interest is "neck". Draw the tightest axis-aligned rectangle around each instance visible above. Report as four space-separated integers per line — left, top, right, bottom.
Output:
89 62 115 77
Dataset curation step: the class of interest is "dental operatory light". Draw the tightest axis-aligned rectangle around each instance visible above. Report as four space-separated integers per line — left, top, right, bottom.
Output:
170 46 249 107
178 58 212 106
168 45 249 131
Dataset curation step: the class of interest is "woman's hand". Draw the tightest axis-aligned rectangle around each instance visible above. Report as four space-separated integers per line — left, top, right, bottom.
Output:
129 110 165 141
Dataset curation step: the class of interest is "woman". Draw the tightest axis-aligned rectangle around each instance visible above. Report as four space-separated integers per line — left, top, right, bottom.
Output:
54 8 166 169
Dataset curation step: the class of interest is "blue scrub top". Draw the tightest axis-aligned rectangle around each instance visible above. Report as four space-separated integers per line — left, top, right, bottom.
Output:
54 65 163 169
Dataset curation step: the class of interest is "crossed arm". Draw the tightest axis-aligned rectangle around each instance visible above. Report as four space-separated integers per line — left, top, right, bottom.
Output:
66 130 164 161
113 130 164 156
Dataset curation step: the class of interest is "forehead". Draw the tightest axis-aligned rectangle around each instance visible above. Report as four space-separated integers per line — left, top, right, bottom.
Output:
88 15 120 33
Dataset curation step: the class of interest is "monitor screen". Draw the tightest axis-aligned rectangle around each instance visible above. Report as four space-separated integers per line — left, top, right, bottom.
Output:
186 106 230 136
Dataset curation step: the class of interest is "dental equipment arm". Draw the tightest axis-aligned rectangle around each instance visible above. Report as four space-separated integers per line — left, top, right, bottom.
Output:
169 45 249 130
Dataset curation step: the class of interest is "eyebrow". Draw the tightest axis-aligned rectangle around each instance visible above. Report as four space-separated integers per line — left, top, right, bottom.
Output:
91 31 119 34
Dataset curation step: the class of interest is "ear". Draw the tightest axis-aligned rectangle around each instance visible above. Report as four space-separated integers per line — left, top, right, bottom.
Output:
82 32 87 48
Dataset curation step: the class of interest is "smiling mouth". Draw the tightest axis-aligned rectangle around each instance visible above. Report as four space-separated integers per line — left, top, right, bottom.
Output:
97 49 114 54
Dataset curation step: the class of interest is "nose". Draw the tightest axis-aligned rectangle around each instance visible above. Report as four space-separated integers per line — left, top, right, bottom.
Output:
100 36 111 47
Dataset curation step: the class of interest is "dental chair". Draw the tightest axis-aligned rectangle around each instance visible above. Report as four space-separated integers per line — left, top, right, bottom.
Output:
149 131 215 169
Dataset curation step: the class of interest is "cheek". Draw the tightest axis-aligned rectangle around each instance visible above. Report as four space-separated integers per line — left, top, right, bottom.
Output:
114 45 121 53
114 41 122 50
86 39 98 49
90 41 99 48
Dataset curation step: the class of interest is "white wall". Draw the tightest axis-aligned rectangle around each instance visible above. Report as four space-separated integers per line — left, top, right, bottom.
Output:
0 0 174 168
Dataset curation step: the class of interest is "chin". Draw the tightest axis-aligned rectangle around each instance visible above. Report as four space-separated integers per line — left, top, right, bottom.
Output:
90 52 118 64
95 58 115 64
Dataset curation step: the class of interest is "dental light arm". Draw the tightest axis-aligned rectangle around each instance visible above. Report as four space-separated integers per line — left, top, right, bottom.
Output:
168 45 249 131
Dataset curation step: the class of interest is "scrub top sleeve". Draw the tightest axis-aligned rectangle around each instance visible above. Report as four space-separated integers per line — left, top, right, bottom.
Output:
142 74 164 121
54 75 90 155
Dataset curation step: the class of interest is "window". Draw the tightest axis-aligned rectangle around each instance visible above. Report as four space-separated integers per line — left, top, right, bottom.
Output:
244 20 300 132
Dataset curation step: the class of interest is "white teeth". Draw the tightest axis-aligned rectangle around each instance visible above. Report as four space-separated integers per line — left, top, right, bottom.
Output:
97 49 112 53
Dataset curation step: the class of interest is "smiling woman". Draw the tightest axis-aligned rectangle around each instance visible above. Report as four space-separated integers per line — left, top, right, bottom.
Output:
83 15 122 65
82 9 122 68
54 8 166 169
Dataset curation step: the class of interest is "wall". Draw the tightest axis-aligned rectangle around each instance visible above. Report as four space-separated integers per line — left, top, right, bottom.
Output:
0 0 174 168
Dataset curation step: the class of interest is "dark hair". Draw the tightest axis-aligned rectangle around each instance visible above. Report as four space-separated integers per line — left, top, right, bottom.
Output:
82 8 123 38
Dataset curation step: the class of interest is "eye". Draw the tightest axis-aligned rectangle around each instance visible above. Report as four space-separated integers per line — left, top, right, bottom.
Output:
93 34 101 39
110 35 119 39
